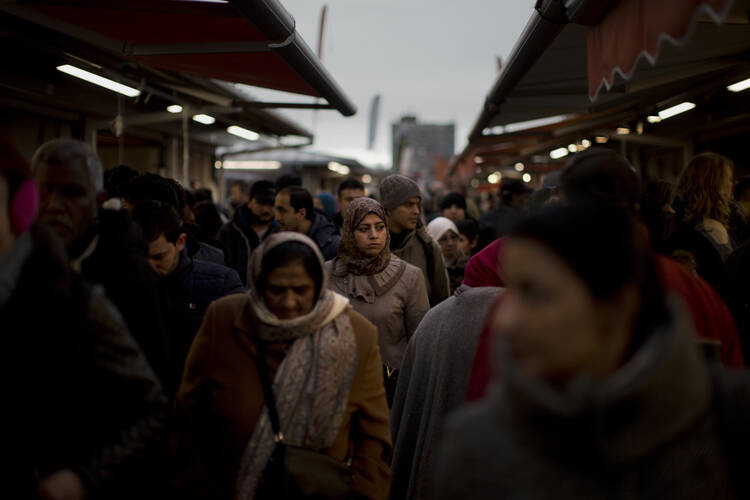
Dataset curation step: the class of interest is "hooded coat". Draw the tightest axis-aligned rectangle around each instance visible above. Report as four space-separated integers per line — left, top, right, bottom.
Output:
437 299 747 500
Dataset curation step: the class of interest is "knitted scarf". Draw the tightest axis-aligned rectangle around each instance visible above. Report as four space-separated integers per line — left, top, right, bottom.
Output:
236 232 357 499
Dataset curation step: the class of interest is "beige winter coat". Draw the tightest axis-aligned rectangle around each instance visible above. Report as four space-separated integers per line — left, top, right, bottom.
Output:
325 255 429 369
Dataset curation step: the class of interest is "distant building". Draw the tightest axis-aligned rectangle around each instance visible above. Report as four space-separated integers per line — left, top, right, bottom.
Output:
391 115 454 187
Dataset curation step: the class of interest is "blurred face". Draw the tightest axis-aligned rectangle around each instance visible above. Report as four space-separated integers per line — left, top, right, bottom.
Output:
248 196 275 224
35 159 97 248
230 185 248 207
494 238 631 385
274 193 306 232
458 232 477 257
442 204 466 222
388 196 421 233
438 229 460 261
264 262 317 320
147 233 186 277
339 188 364 216
354 213 387 257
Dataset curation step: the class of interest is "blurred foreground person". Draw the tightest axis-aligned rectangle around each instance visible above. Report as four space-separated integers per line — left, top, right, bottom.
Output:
437 203 750 500
380 174 450 306
467 148 743 401
32 139 171 388
2 139 168 499
390 252 504 500
131 201 244 396
325 198 429 406
173 233 391 499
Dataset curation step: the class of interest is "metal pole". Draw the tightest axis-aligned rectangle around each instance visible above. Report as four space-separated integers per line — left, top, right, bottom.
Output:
182 111 190 185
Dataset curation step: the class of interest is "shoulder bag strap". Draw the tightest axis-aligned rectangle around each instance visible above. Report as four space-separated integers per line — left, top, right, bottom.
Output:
252 335 284 443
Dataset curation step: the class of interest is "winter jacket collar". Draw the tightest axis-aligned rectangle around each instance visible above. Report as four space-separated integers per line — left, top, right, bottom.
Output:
491 296 710 465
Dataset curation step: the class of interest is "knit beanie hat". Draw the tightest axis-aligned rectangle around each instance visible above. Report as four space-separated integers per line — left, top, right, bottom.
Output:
379 174 421 211
427 216 459 242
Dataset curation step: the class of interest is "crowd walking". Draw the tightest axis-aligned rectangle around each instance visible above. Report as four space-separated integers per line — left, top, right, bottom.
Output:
6 134 750 500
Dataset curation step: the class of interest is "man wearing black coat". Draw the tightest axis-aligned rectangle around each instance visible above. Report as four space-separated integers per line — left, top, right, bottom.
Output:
132 200 245 395
218 179 278 285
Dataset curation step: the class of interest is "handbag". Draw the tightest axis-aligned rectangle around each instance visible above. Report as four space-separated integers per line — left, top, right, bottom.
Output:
251 335 353 500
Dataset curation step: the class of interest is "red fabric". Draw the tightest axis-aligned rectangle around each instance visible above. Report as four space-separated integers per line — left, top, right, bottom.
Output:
587 0 731 98
466 253 744 401
462 237 506 288
654 255 744 367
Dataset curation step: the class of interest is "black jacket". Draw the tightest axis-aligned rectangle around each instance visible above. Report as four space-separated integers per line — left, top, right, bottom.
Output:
162 250 244 393
3 225 168 498
78 209 171 392
218 205 277 286
307 210 341 261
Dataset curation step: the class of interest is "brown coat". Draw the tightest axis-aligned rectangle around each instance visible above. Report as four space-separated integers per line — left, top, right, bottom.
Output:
173 293 392 500
325 256 429 369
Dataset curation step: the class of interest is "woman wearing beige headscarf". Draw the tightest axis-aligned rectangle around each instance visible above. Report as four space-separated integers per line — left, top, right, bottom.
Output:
173 232 392 500
325 198 429 406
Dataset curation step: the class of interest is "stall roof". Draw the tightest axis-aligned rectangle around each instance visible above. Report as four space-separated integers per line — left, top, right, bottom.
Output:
1 0 356 116
468 0 750 143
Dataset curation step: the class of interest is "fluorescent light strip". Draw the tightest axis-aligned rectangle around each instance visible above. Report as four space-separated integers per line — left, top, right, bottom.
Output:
550 147 569 160
167 105 183 113
222 160 281 170
227 125 260 141
727 78 750 93
56 64 140 97
658 102 695 120
192 114 216 125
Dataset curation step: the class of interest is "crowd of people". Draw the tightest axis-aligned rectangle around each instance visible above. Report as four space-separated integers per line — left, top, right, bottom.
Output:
5 135 750 499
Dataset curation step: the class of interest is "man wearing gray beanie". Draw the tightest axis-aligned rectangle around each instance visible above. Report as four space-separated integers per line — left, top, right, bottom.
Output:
380 174 450 306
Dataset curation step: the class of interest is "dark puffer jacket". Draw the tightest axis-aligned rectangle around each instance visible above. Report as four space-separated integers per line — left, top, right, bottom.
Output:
3 225 168 498
307 210 341 260
162 250 244 393
218 205 277 286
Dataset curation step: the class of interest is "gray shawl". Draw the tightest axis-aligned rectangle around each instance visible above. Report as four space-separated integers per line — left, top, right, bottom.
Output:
389 285 504 500
235 232 357 499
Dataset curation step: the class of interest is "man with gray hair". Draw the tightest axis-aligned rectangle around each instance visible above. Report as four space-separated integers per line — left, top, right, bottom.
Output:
380 174 450 306
32 138 171 392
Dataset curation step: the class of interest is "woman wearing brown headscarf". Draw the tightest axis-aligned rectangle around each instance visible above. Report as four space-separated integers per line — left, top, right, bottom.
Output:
173 232 392 499
325 198 429 405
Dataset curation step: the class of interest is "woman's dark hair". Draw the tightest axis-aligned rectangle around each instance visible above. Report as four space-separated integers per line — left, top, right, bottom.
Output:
440 191 467 211
456 218 478 242
511 202 668 343
256 241 324 300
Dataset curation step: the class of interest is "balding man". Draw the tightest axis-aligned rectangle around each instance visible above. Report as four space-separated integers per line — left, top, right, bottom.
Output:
33 139 171 393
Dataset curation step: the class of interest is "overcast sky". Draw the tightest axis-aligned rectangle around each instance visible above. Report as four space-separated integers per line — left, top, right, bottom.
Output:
247 0 534 168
